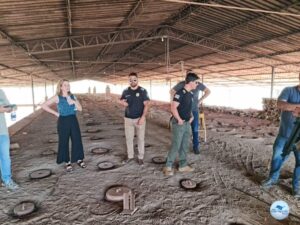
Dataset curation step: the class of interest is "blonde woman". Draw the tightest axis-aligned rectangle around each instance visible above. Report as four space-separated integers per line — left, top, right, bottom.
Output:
41 79 86 172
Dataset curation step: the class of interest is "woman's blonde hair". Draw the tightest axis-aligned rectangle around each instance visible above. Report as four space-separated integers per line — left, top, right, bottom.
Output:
56 79 71 96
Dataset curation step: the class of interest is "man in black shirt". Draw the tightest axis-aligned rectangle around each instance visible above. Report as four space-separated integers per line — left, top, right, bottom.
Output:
120 72 150 165
170 70 210 154
163 73 199 176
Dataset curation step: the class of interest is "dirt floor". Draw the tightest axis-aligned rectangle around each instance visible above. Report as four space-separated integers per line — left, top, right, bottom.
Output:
1 94 300 225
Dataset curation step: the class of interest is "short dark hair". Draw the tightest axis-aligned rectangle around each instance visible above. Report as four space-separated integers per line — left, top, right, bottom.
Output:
186 69 193 74
129 72 138 77
185 72 199 84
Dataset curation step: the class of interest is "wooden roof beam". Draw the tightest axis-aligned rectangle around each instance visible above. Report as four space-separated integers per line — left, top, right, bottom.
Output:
96 1 204 75
0 29 59 81
66 0 76 77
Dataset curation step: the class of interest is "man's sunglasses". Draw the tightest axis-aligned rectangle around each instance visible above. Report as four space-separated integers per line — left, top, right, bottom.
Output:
129 79 138 83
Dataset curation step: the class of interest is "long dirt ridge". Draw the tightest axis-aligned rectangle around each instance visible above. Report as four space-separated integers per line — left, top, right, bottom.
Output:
0 94 300 225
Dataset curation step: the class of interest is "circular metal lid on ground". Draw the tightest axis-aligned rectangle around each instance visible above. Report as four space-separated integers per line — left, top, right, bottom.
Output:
90 147 110 154
86 128 101 133
90 136 104 140
48 139 58 143
29 169 52 179
97 161 115 170
41 149 56 156
106 186 131 202
13 201 36 217
180 179 197 190
152 156 166 164
86 122 101 126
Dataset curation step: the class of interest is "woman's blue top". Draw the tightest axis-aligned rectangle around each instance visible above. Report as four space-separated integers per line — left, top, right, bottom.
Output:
57 95 76 116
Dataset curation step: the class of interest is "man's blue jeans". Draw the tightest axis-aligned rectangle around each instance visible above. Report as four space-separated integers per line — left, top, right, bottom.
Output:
268 136 300 191
0 135 12 184
191 110 199 151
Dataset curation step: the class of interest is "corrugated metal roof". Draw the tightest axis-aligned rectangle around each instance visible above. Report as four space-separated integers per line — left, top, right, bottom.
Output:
0 0 299 86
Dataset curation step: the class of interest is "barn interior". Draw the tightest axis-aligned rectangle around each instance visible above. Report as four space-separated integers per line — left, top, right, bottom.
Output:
1 1 300 224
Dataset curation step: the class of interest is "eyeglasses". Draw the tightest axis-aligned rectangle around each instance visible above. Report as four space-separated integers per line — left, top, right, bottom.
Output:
129 79 137 83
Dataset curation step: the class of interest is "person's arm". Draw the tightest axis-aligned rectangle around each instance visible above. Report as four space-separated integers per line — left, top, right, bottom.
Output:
119 99 128 107
199 87 211 105
188 113 194 124
170 81 184 102
171 101 184 125
277 87 300 113
137 100 150 125
119 90 128 107
73 98 82 111
277 100 300 112
41 95 59 117
0 105 12 113
67 95 82 111
0 90 12 113
278 100 300 118
170 89 176 102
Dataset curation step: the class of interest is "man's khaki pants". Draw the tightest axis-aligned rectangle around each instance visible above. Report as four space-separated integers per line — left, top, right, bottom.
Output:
124 117 146 160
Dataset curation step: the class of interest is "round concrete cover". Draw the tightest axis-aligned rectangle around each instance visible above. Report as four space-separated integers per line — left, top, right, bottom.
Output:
13 201 36 217
87 128 101 133
91 147 109 154
29 169 52 179
41 149 56 156
152 156 166 164
180 179 197 189
106 186 131 202
90 136 104 140
97 161 115 170
86 122 100 126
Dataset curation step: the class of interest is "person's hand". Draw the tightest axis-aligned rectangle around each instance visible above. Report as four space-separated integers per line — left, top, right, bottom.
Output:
189 116 194 124
66 96 75 105
177 118 184 125
137 116 145 125
198 102 204 109
121 100 128 107
293 107 300 117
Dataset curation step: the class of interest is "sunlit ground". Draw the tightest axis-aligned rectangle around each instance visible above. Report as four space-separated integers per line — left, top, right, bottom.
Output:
1 79 287 127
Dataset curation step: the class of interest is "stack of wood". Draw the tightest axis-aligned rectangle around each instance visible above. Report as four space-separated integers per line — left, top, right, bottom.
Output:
259 98 280 122
205 101 280 123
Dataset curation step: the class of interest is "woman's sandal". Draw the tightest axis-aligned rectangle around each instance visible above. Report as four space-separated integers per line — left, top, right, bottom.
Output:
66 163 73 172
77 160 86 168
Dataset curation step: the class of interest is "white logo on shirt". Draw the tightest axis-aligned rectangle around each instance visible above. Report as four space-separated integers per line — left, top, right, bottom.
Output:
174 94 180 99
136 93 140 97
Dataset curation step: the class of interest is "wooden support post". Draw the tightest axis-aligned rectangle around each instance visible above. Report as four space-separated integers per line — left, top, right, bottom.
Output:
44 81 48 100
271 66 275 99
31 75 35 111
